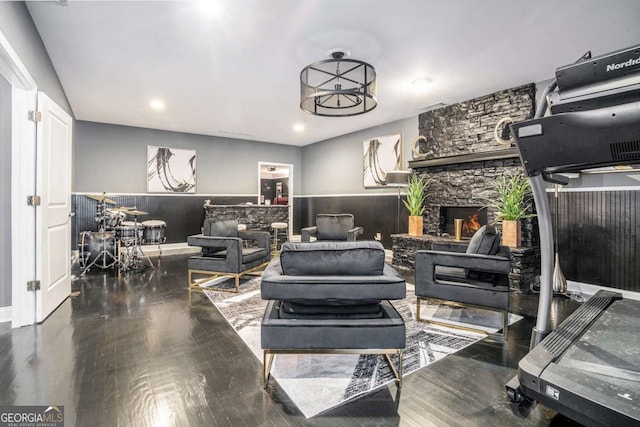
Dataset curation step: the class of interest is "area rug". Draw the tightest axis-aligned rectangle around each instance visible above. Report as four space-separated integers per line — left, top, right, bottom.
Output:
204 278 522 418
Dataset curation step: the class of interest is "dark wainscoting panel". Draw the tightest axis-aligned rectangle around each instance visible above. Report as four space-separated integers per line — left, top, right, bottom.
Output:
292 199 303 235
72 194 255 248
298 194 402 248
552 190 640 292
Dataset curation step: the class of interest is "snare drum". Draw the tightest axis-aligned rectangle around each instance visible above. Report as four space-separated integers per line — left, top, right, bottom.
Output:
79 231 116 269
141 220 166 245
115 221 143 241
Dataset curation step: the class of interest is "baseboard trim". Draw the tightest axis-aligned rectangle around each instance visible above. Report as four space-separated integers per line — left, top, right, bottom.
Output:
567 280 640 301
139 242 201 257
71 243 200 266
0 306 12 324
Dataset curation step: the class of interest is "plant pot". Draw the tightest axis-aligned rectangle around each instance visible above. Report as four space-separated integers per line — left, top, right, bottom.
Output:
408 216 423 236
501 220 521 248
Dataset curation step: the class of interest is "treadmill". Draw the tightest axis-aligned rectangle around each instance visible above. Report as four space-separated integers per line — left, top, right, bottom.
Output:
506 44 640 426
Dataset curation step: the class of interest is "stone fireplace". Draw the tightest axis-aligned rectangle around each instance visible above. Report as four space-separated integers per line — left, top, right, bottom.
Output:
415 157 536 247
391 83 540 293
411 82 538 247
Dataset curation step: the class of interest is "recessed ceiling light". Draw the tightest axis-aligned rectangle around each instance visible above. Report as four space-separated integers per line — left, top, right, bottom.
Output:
412 77 433 92
293 123 305 132
149 99 165 110
198 0 222 16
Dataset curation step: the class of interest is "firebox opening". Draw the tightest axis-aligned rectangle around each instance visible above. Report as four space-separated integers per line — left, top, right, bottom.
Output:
439 206 487 238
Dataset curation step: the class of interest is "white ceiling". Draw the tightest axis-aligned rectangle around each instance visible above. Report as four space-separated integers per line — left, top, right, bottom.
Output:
26 0 640 147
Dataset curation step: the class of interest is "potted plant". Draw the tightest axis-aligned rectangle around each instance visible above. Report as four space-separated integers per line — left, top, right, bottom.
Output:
485 172 535 247
403 174 430 236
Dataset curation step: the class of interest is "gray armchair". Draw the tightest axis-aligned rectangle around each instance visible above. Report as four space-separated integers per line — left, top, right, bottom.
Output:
301 213 363 242
414 225 512 340
187 219 270 298
260 241 406 387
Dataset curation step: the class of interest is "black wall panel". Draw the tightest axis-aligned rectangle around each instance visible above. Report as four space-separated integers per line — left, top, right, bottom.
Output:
72 189 640 293
72 194 254 248
298 194 402 248
552 190 640 292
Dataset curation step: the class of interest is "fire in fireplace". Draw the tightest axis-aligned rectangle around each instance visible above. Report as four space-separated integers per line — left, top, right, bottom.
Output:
439 206 487 238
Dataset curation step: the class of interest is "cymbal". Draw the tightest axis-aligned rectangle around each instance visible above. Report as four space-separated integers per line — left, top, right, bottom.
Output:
86 193 116 204
127 210 148 216
112 206 136 212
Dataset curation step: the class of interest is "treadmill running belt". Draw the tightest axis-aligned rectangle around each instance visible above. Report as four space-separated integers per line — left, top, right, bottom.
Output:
519 296 640 426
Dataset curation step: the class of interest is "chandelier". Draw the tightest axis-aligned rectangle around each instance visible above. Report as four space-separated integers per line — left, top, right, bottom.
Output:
300 51 377 117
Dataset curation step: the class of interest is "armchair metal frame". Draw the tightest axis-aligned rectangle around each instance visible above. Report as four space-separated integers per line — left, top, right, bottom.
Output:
415 245 512 341
188 263 268 302
416 297 510 341
187 229 270 300
260 242 406 390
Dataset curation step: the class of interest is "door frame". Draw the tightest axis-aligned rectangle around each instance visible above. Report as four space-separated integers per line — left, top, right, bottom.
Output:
258 161 294 238
0 30 39 327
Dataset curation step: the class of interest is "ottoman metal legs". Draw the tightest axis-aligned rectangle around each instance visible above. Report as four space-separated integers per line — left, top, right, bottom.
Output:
262 348 403 389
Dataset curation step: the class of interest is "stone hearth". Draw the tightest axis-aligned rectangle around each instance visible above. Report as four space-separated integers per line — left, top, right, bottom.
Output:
391 234 539 293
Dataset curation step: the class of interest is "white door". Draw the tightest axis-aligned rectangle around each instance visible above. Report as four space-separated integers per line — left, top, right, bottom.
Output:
35 92 73 322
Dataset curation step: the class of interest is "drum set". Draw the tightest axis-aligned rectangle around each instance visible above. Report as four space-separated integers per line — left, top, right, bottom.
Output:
79 193 167 274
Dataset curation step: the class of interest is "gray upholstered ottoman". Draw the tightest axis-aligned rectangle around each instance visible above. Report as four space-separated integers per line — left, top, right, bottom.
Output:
260 241 406 387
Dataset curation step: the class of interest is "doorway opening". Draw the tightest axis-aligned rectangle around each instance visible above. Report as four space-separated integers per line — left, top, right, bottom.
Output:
258 162 293 238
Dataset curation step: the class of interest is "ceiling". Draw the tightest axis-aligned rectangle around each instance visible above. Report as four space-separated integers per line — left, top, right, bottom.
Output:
26 0 640 147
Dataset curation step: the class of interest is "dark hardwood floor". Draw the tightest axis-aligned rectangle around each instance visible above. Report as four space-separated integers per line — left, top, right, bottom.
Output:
0 254 586 426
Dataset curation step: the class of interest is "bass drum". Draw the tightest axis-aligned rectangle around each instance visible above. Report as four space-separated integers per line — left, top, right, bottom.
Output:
142 220 166 245
79 231 117 269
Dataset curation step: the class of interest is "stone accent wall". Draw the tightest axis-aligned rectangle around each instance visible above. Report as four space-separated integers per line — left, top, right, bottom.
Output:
411 83 538 248
393 84 541 293
417 158 537 248
204 205 289 248
417 83 535 157
509 246 540 293
391 234 436 270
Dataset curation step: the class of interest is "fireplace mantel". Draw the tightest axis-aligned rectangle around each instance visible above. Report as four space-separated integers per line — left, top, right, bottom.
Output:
408 147 520 170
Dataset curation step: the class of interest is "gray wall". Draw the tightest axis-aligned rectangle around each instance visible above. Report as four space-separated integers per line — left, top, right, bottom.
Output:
298 117 419 247
0 2 72 115
301 117 418 195
1 77 11 307
74 121 302 195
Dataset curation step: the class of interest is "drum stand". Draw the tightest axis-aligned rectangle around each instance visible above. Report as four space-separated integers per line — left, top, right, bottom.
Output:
96 200 106 231
118 214 154 272
80 212 118 275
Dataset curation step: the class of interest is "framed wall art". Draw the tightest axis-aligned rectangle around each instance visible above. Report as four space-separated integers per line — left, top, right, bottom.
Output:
363 134 402 188
147 146 196 193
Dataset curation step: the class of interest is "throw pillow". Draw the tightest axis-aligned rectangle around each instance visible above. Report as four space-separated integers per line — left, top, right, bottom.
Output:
465 225 502 282
466 225 500 255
